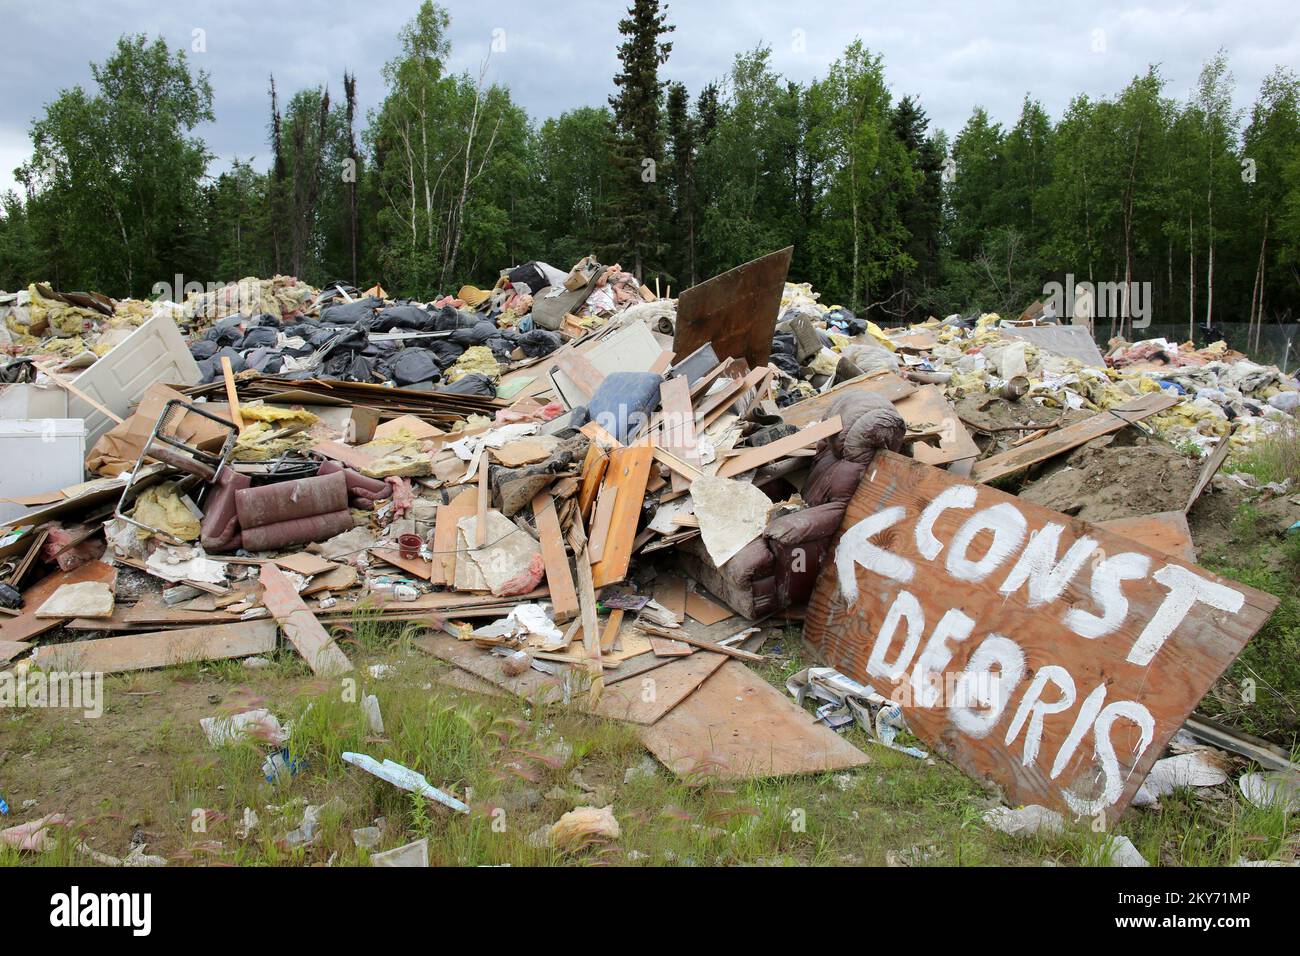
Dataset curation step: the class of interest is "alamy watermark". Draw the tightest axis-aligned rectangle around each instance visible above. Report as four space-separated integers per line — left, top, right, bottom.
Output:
0 670 103 719
1043 273 1151 330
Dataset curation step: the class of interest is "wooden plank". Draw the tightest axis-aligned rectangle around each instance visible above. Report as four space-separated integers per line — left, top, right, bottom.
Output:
1186 430 1234 512
594 650 726 724
640 661 870 779
0 640 32 664
531 491 578 621
659 375 701 475
311 440 377 471
0 562 118 644
600 609 624 653
31 621 276 674
259 563 353 677
673 247 792 371
586 483 618 564
550 351 605 400
1100 511 1197 563
717 416 841 479
566 515 605 700
637 623 767 663
969 393 1180 483
437 486 479 584
779 371 917 429
803 450 1279 821
476 456 490 548
221 355 245 432
589 446 654 588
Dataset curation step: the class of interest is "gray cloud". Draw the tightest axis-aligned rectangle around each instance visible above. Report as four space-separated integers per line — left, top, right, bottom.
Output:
0 0 1296 195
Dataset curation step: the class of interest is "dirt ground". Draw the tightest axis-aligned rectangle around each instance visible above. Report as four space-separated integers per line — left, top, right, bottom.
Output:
1018 434 1203 522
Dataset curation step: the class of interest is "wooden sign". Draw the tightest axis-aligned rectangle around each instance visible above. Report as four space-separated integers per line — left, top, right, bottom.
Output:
804 451 1277 821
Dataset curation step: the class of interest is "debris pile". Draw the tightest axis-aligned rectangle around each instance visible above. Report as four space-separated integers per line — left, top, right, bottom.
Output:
2 247 1297 859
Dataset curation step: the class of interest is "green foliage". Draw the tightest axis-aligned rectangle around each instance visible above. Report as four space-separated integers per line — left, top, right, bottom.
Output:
2 13 1299 343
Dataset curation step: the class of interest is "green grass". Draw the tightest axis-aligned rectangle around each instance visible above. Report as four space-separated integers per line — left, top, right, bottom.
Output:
1229 422 1300 486
3 621 1297 867
1199 503 1300 749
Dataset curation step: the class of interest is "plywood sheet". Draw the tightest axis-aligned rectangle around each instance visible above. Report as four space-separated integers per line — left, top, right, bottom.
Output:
1100 511 1196 562
640 661 871 779
673 247 792 371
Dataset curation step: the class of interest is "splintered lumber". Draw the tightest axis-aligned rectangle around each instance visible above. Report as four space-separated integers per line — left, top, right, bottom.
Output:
577 442 609 522
531 491 578 621
969 392 1179 483
31 621 277 674
567 516 604 689
635 622 766 662
673 247 792 370
259 563 352 677
589 445 654 588
640 661 870 779
717 416 841 479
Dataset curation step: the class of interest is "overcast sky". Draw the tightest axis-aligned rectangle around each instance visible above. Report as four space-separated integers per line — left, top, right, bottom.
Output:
1 0 1297 195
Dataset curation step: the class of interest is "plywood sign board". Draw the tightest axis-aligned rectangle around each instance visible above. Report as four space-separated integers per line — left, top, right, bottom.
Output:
673 247 792 372
803 451 1277 822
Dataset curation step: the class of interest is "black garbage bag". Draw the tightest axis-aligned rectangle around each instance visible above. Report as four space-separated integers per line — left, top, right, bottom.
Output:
440 373 497 398
518 328 561 358
320 297 383 325
507 262 549 292
391 348 442 387
771 332 797 356
189 340 218 361
238 326 279 349
427 339 466 367
485 336 516 361
769 352 800 376
449 320 500 347
430 305 480 331
371 305 435 332
205 325 242 347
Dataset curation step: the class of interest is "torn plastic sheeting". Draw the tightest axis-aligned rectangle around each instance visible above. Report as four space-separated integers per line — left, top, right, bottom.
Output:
341 752 469 814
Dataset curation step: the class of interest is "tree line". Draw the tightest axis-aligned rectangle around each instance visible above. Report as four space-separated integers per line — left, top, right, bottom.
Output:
2 0 1298 350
